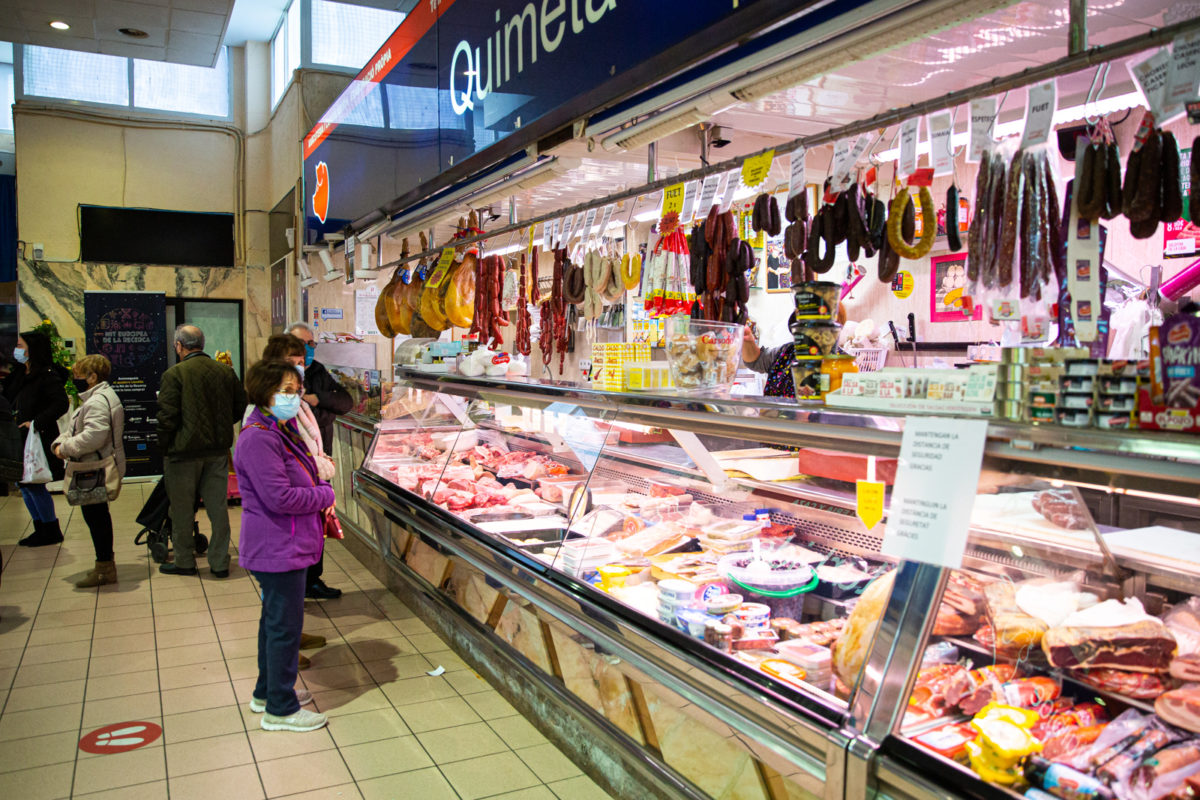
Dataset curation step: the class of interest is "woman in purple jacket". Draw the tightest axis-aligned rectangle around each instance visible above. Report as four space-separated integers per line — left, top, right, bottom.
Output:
234 360 335 733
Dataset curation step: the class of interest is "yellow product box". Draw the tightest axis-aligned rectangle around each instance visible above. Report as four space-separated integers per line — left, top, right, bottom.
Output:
623 361 673 391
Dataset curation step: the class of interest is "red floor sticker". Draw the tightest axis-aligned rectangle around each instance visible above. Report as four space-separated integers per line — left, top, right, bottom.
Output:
78 721 162 754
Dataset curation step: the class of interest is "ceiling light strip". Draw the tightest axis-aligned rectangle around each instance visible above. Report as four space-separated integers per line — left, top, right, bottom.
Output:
379 16 1200 270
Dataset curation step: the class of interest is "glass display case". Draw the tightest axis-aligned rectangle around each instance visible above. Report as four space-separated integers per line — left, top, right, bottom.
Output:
349 367 1200 800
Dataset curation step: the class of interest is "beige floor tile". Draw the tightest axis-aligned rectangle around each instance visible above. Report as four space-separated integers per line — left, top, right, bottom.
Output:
10 656 87 688
0 701 81 741
392 617 432 636
206 592 262 610
548 775 614 800
303 644 360 670
337 619 404 642
75 779 169 800
258 749 353 797
6 678 86 712
417 720 509 764
301 662 376 693
0 760 74 800
154 611 215 632
309 686 391 716
444 669 491 695
340 734 432 780
380 674 457 708
219 635 262 659
211 604 263 625
441 750 541 800
96 587 154 607
85 668 161 701
21 639 92 665
158 659 229 689
405 632 450 653
148 598 205 617
346 636 414 662
155 624 219 650
0 729 80 772
165 729 253 777
464 690 519 721
358 766 460 800
516 742 583 783
95 602 151 623
247 725 336 763
157 641 225 668
74 745 168 793
326 708 411 748
217 618 262 641
486 788 558 800
88 649 158 677
161 680 236 715
488 716 549 750
92 615 155 638
397 696 482 734
422 649 470 672
38 596 100 615
91 631 156 657
0 648 24 668
32 608 96 629
169 762 264 800
82 690 162 727
361 654 436 684
162 704 246 744
271 782 363 799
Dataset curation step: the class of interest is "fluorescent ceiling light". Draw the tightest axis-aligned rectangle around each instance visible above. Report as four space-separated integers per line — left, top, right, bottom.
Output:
49 20 69 30
600 95 730 153
489 243 524 256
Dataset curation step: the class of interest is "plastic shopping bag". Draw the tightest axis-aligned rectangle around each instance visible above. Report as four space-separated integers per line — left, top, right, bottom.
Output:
22 421 52 484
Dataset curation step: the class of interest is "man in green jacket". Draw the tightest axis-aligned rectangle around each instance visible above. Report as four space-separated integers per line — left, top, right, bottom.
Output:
157 324 246 577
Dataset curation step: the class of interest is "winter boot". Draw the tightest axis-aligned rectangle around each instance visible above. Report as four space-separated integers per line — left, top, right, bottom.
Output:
20 519 64 547
76 561 118 588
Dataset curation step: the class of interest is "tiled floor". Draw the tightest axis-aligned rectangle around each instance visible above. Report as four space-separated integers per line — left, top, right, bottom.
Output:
0 482 616 800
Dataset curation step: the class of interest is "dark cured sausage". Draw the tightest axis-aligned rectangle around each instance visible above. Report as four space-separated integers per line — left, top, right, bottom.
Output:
967 151 992 283
1076 143 1103 219
1125 131 1162 223
997 150 1025 289
983 155 1009 288
806 208 835 274
946 185 962 252
1101 143 1122 220
1162 131 1183 224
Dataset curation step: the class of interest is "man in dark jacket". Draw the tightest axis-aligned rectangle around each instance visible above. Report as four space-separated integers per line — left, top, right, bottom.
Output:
157 324 246 577
287 323 351 599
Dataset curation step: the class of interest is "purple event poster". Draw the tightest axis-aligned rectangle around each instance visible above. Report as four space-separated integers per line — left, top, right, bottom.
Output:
84 291 167 477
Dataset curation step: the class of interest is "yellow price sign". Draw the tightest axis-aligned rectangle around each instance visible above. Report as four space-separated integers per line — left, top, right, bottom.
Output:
527 225 536 254
856 479 885 530
661 183 685 217
427 247 457 288
741 149 775 188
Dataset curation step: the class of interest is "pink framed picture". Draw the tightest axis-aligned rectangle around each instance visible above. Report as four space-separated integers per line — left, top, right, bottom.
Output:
930 253 982 322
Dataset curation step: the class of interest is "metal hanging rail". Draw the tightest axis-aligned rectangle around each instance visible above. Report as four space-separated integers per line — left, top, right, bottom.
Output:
374 15 1200 272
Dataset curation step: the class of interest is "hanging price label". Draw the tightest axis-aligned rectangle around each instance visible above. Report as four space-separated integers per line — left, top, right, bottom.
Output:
573 211 587 241
543 219 555 249
697 174 722 218
929 111 954 176
899 118 920 175
788 147 806 199
661 183 686 216
598 203 615 237
559 215 575 246
1168 31 1200 107
583 207 598 241
968 97 997 163
831 138 852 191
1020 80 1057 149
680 181 699 223
427 247 457 288
741 149 775 188
720 171 741 211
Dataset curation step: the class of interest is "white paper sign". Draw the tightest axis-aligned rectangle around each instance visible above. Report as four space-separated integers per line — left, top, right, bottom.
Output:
880 417 989 569
849 133 873 166
543 219 555 249
583 207 598 241
1020 80 1057 149
929 112 954 176
1132 48 1176 119
559 214 575 246
1169 31 1200 105
598 203 615 237
573 212 587 242
788 146 807 199
968 97 997 163
831 138 853 190
899 118 920 176
721 171 741 211
697 174 722 218
680 181 699 223
355 288 381 337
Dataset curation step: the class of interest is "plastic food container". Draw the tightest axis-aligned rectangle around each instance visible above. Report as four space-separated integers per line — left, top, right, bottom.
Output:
705 593 743 615
732 602 772 630
664 316 742 392
793 281 840 321
791 358 826 400
718 554 818 620
657 578 697 603
792 321 841 357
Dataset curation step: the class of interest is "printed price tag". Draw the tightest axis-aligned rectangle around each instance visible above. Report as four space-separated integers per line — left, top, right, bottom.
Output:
572 211 587 242
1132 49 1177 120
856 480 885 530
544 218 557 249
559 214 575 246
661 182 686 217
788 146 807 199
427 247 456 288
721 171 741 211
899 118 920 175
680 181 699 223
831 138 852 191
598 203 615 237
881 417 988 569
1168 31 1200 106
741 149 775 188
1020 80 1057 149
929 111 954 176
968 97 997 163
697 174 722 218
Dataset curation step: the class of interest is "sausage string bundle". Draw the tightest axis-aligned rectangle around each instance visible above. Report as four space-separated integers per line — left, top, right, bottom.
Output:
472 255 508 348
552 248 569 374
1122 123 1184 240
645 213 692 317
516 253 531 356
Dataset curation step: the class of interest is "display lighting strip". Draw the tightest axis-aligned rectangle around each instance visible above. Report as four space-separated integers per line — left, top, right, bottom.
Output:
378 16 1200 271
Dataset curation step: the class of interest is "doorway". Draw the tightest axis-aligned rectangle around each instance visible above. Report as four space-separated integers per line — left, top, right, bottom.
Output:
165 298 244 376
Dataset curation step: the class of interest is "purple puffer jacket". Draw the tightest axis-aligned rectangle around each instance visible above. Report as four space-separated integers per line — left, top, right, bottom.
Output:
234 407 336 573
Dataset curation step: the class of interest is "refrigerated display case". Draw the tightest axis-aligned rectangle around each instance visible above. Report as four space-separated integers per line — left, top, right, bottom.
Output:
343 368 1200 800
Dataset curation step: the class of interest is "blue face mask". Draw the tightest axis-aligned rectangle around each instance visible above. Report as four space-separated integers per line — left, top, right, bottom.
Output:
304 343 316 368
269 392 302 421
13 347 27 364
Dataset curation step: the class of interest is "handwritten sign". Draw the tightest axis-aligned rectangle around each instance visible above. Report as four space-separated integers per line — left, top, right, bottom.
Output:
1133 48 1179 120
899 118 920 175
881 417 988 569
1020 80 1057 149
697 174 722 218
721 171 741 211
741 150 775 189
680 181 699 223
788 147 807 199
661 182 685 217
831 138 852 191
856 479 885 530
968 97 997 163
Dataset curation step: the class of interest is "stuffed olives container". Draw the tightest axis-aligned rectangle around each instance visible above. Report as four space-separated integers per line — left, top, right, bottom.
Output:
792 321 841 358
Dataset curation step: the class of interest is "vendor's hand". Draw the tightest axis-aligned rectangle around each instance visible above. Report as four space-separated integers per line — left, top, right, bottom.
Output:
741 326 761 363
18 421 29 429
303 393 319 407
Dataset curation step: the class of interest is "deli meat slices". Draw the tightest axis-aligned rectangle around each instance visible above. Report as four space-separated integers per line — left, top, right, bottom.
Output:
1042 599 1177 673
1156 687 1200 734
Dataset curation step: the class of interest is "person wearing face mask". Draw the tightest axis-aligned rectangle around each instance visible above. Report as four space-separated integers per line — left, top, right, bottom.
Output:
250 335 335 483
285 323 351 600
2 330 70 546
52 355 125 587
156 324 246 577
234 359 335 732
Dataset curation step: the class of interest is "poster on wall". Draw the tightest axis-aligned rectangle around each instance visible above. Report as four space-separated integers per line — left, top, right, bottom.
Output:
1165 146 1199 257
84 291 167 478
930 253 982 322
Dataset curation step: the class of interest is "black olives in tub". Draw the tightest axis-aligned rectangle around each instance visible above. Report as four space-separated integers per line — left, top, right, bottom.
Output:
793 281 840 320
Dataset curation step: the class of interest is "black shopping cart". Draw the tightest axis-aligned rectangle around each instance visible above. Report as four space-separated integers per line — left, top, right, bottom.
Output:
133 478 209 564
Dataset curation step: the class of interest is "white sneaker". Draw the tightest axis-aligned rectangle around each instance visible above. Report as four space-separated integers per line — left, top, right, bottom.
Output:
261 707 328 732
249 687 313 714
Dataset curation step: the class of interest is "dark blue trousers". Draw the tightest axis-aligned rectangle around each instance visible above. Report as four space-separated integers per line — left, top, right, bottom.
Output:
251 568 307 716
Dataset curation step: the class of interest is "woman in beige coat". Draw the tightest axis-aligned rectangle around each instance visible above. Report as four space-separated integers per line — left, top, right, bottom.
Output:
53 354 125 588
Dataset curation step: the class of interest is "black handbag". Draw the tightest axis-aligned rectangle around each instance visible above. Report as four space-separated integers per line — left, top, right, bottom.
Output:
0 410 20 483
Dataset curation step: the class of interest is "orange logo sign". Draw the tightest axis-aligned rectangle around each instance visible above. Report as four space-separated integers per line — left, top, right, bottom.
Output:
313 161 330 223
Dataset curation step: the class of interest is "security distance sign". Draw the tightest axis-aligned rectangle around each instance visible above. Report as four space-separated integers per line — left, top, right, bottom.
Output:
79 721 163 755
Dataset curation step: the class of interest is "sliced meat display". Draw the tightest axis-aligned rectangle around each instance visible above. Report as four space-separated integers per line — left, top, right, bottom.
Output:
1042 619 1177 673
1156 687 1200 734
